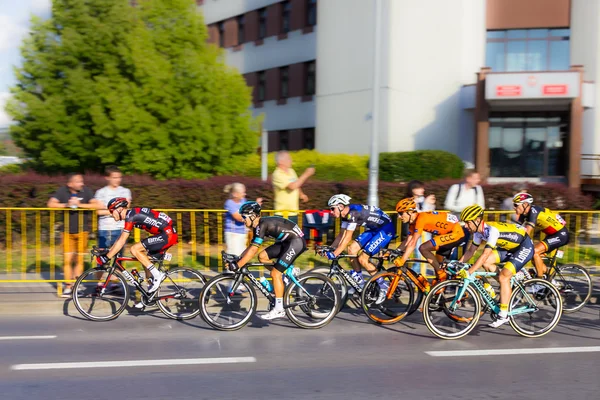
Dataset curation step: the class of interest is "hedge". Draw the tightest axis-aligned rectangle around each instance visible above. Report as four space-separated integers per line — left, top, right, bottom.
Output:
379 150 465 182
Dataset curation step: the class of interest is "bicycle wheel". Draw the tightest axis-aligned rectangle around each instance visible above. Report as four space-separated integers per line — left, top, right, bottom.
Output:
72 267 130 321
284 272 340 329
422 280 481 340
156 267 207 320
553 264 592 313
199 274 257 331
509 278 563 338
307 266 349 312
361 271 414 325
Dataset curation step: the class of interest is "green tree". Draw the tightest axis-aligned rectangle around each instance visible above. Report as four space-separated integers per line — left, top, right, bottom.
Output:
6 0 258 178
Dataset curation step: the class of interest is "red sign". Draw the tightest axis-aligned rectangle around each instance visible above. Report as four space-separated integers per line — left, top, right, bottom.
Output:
543 84 568 95
496 85 522 96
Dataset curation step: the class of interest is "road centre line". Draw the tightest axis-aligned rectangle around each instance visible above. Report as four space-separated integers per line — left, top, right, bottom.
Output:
11 356 257 371
0 336 57 341
426 346 600 357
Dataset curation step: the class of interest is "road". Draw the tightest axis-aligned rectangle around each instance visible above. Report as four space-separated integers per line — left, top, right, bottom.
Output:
0 304 599 400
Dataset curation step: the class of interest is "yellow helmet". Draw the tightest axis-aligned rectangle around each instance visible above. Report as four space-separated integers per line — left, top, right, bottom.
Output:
395 198 417 213
460 205 484 222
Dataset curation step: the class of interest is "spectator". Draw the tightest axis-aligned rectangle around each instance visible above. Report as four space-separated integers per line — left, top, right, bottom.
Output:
47 173 99 297
94 166 132 261
444 170 485 215
500 183 528 222
271 151 315 224
223 183 263 256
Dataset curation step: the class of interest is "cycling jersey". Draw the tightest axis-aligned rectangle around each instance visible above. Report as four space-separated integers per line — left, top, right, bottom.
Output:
518 205 566 235
342 204 392 231
472 221 527 251
251 216 304 247
409 211 459 235
123 207 175 235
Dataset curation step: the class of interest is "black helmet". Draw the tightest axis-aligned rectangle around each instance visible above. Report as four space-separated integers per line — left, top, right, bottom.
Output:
107 197 129 213
239 201 261 217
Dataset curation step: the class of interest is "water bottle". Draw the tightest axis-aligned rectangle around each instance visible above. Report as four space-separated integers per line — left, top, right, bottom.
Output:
69 193 78 209
483 282 496 298
259 276 272 292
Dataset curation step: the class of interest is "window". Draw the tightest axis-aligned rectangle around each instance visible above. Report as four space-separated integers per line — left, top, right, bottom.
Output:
304 128 315 150
280 67 289 98
282 1 291 33
489 114 568 177
305 61 316 95
279 131 289 150
307 0 317 26
486 29 570 72
237 15 245 44
258 8 267 39
257 71 266 102
218 22 225 47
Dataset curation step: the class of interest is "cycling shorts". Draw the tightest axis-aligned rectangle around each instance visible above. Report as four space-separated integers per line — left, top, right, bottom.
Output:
541 227 569 253
493 235 534 275
355 222 395 256
429 225 467 258
141 227 178 255
264 237 307 273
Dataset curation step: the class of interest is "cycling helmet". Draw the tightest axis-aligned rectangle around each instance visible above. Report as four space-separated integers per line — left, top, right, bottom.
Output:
328 194 351 207
107 197 129 213
513 192 533 204
239 201 261 217
460 205 484 222
395 198 417 213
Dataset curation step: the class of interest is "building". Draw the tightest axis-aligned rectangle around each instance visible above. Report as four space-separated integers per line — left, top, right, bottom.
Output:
201 0 599 189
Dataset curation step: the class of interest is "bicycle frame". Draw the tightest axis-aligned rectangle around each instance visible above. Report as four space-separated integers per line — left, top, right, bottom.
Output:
323 254 388 294
451 271 538 317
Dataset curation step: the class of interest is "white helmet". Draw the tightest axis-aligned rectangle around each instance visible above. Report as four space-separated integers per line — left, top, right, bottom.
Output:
328 194 351 207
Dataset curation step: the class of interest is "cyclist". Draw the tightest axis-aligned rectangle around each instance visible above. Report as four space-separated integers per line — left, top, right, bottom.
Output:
322 194 395 304
94 198 177 295
457 205 534 328
512 192 568 279
393 198 468 291
227 201 306 321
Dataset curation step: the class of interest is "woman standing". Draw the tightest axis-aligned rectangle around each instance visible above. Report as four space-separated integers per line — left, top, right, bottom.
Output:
224 183 262 256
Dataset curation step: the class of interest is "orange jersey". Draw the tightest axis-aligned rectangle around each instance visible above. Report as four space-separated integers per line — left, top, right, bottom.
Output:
410 211 460 235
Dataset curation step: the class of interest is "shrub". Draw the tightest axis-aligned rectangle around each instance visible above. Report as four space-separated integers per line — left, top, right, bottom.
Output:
379 150 465 182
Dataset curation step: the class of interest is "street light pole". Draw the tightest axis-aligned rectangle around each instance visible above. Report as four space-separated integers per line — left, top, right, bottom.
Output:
261 127 268 181
368 0 382 207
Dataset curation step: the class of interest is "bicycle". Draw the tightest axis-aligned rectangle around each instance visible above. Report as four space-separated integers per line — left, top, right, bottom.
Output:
422 261 563 340
536 249 592 313
72 247 207 321
198 251 340 331
307 245 407 315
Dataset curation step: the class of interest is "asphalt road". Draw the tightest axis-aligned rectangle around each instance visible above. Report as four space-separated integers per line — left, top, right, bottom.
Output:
0 304 599 400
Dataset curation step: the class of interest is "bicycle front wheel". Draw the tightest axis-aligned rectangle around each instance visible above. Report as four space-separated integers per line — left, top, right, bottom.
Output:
284 272 340 329
422 280 481 340
199 275 257 331
553 264 592 313
307 266 349 313
157 268 207 320
72 268 130 321
509 278 563 338
361 271 414 325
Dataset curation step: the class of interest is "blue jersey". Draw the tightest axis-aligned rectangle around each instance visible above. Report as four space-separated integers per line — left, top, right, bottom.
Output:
342 204 392 231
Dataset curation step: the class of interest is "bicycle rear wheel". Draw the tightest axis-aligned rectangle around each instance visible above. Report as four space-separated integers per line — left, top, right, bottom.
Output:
72 268 130 321
284 272 340 329
157 267 207 320
509 278 563 338
553 264 592 313
422 280 481 340
361 271 414 325
199 275 257 331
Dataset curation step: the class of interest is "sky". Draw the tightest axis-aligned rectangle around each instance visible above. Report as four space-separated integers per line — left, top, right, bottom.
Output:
0 0 51 128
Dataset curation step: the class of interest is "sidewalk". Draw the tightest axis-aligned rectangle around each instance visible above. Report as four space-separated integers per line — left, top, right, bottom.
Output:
0 269 599 316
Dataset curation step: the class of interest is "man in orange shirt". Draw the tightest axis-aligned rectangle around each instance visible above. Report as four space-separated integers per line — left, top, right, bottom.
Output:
393 198 467 284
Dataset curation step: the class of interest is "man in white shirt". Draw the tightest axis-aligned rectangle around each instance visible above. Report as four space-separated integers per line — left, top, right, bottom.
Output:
444 170 485 214
94 166 132 264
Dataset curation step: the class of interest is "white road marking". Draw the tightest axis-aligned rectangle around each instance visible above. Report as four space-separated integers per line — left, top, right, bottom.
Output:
0 336 57 341
426 346 600 357
11 356 257 371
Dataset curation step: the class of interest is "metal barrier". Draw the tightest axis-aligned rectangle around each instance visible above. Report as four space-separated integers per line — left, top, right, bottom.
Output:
1 208 599 291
